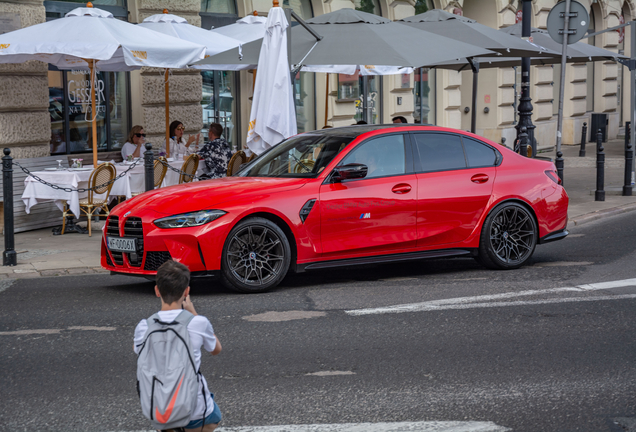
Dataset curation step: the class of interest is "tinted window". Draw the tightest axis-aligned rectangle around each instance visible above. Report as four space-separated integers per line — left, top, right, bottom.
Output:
238 134 353 178
341 134 406 179
413 133 466 172
463 137 497 167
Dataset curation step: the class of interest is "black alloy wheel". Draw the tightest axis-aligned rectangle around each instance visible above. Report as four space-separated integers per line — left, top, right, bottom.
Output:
477 202 537 270
221 217 291 293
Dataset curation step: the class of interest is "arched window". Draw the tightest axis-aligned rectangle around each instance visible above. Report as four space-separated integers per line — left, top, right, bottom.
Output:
283 0 314 20
354 0 381 16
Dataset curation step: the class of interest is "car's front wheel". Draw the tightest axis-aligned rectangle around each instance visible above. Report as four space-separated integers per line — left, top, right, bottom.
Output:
220 217 291 293
477 202 537 270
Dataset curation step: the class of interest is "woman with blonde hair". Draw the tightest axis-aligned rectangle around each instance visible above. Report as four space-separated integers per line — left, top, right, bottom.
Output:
121 125 145 159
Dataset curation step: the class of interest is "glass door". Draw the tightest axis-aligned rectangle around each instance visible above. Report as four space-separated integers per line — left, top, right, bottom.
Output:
201 70 239 151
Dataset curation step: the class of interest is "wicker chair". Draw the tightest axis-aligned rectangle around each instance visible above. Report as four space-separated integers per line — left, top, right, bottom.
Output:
226 150 246 177
61 162 116 237
132 157 168 196
179 154 200 184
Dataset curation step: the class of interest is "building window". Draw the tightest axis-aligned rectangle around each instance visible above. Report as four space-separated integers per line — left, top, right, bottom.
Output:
414 0 434 15
201 71 240 151
201 0 236 14
283 0 314 20
354 0 381 16
48 69 130 155
414 68 435 124
294 71 315 133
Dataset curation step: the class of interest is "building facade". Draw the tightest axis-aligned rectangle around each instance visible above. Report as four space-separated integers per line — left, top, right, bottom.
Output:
0 0 632 161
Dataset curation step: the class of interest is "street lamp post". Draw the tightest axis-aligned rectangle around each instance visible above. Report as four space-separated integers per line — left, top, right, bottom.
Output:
516 0 536 157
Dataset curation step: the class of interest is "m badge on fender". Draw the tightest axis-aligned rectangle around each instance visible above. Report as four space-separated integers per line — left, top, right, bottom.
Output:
360 213 371 219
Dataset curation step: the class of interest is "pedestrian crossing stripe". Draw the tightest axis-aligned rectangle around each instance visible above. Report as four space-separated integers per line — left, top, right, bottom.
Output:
112 421 510 432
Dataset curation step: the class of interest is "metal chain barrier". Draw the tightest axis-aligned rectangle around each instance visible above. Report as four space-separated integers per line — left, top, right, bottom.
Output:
154 157 206 181
13 159 142 193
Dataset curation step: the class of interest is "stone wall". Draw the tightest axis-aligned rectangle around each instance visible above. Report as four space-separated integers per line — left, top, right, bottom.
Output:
0 0 49 158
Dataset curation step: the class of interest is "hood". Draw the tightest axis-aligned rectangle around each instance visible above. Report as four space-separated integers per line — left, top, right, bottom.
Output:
113 176 309 217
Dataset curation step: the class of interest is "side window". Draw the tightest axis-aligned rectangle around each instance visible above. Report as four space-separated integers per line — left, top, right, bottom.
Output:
340 134 406 179
463 137 498 167
413 133 466 172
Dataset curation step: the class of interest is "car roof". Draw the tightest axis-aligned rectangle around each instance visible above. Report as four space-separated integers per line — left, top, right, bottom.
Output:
314 124 437 138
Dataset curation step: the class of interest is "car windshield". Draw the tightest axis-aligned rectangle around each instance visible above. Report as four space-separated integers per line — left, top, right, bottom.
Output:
237 133 354 178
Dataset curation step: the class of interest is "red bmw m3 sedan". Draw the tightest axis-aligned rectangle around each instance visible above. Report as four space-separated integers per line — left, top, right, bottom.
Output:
102 125 568 293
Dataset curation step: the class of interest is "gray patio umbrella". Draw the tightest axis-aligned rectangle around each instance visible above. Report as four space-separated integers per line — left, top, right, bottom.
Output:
399 10 561 133
194 9 496 70
431 23 626 134
435 24 626 70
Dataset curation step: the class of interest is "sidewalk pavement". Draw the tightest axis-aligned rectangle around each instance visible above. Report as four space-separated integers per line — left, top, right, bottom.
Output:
3 137 636 279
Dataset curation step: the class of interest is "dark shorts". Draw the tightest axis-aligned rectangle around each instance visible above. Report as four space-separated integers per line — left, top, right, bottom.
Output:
185 401 222 429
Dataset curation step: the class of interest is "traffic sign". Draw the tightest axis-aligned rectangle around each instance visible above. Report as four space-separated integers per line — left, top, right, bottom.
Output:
546 0 589 44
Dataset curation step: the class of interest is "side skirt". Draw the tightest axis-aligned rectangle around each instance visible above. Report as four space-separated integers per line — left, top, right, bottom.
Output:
538 229 569 244
297 248 476 273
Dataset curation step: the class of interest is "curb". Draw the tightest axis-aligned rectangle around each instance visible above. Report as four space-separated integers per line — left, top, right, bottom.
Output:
568 202 636 226
1 267 108 279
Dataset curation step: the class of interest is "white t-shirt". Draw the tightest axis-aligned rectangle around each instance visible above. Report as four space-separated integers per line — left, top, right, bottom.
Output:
134 310 217 419
121 142 139 159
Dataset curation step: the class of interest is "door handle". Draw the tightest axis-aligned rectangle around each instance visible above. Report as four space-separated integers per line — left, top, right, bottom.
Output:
471 174 489 184
392 183 412 194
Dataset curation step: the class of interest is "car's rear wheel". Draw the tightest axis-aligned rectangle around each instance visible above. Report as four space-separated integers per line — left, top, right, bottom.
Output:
477 202 537 270
220 217 291 293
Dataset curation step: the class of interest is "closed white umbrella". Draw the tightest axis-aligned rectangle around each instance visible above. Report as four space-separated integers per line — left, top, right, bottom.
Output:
139 10 242 156
0 3 205 166
247 6 296 155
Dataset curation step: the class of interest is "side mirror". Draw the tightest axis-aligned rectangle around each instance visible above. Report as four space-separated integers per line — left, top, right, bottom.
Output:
331 163 368 182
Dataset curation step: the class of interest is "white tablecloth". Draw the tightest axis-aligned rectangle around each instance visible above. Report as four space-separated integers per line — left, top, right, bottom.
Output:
21 159 202 219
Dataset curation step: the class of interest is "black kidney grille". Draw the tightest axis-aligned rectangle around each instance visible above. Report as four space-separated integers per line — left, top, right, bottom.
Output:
144 252 172 271
106 216 123 265
124 217 144 267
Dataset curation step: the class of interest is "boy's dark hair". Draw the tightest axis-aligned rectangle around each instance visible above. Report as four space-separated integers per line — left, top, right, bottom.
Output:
209 123 224 138
156 260 190 304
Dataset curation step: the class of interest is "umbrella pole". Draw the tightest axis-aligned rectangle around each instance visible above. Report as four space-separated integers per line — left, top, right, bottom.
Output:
468 58 479 134
88 59 98 167
324 73 329 126
165 68 170 158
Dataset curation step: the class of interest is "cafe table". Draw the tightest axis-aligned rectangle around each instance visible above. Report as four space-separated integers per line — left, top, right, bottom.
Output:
21 158 203 220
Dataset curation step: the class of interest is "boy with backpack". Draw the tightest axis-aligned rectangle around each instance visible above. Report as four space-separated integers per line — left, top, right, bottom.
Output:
134 260 223 432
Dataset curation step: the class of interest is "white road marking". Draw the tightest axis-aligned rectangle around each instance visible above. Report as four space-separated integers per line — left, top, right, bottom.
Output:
0 326 116 336
109 421 509 432
346 278 636 316
305 371 356 376
243 311 327 322
0 279 15 294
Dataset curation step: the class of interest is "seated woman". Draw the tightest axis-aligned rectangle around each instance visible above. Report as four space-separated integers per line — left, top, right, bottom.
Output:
121 125 145 160
161 120 199 158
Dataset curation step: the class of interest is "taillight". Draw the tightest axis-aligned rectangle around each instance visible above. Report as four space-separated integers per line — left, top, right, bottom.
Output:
545 170 562 185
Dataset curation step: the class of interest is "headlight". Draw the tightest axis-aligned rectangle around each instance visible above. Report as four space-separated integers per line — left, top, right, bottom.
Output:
154 210 227 229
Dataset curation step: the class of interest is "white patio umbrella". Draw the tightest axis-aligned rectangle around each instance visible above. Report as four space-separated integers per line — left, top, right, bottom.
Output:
247 6 296 155
139 10 242 156
0 3 205 166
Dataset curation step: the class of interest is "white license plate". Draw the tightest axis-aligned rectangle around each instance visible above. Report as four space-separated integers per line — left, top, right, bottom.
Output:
107 237 136 252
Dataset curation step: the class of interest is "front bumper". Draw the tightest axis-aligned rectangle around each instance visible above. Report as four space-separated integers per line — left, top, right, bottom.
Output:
101 214 229 275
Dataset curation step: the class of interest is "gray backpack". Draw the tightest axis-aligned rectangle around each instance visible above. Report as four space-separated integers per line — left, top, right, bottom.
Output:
136 310 206 430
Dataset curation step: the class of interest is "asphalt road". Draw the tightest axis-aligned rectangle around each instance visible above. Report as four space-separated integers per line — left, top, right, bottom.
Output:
1 213 636 432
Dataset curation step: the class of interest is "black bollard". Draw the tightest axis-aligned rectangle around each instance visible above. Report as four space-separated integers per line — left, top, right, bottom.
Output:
144 143 154 192
501 137 507 148
579 122 587 157
3 148 16 266
624 121 633 196
519 126 528 158
595 129 605 202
